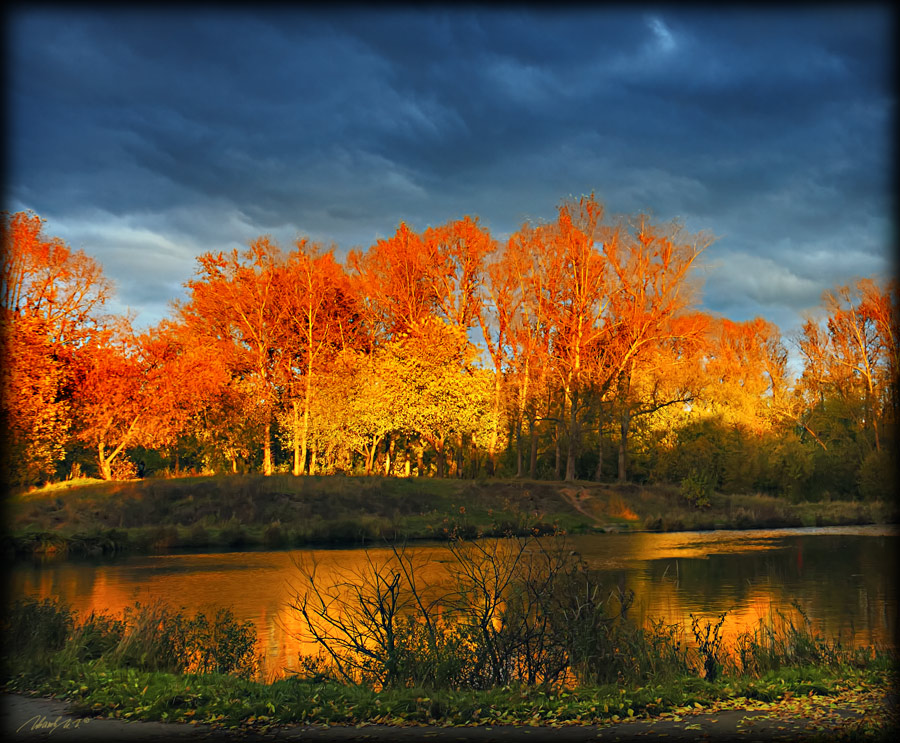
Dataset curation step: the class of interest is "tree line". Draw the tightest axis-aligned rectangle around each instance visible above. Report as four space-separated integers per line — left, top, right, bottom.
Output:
2 197 896 500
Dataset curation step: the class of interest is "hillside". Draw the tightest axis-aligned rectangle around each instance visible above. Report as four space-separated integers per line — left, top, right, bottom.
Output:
4 475 895 557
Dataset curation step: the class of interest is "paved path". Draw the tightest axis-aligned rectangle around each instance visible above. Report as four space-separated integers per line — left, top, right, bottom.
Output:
2 693 894 742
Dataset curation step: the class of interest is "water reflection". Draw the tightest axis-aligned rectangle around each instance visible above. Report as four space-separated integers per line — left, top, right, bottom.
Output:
9 526 897 680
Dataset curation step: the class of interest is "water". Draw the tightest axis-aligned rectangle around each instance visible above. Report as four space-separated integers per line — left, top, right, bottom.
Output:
9 525 897 680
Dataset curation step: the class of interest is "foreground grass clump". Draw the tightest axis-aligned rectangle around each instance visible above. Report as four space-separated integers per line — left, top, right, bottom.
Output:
2 597 259 685
1 597 893 731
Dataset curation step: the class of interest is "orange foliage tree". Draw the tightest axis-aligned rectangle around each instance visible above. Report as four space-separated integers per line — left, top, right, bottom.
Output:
1 211 111 485
798 278 898 455
602 213 711 482
178 238 287 475
281 240 360 475
69 321 160 480
348 222 438 344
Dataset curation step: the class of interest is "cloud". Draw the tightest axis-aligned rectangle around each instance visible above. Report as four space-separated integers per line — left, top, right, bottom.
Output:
6 7 893 335
646 15 677 54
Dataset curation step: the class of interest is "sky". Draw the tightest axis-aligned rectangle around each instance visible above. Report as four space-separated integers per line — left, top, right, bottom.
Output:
6 6 896 345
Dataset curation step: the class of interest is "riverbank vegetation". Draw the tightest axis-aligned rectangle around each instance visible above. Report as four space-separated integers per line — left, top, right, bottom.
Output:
2 204 897 506
3 535 896 737
4 475 896 557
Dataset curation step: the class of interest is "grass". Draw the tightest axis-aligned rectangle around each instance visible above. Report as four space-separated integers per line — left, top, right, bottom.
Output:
3 474 896 557
2 595 895 736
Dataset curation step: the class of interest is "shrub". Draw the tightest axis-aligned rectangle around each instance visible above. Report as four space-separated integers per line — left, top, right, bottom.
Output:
290 535 681 690
1 597 73 663
109 602 258 678
263 522 285 548
186 522 210 548
220 518 248 548
680 469 713 508
65 611 125 662
111 456 139 481
858 449 897 501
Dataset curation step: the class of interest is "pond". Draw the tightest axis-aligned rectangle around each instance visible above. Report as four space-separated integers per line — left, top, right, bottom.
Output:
9 525 897 681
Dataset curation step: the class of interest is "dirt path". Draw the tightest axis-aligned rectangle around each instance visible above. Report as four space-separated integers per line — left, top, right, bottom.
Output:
557 487 605 526
3 693 895 742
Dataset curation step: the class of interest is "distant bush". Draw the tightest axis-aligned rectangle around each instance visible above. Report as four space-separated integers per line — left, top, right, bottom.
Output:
858 449 897 501
110 456 138 481
220 518 248 548
263 521 285 548
680 469 713 509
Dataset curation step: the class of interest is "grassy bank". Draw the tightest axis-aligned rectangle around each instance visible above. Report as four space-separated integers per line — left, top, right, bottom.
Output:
2 595 895 738
3 474 897 557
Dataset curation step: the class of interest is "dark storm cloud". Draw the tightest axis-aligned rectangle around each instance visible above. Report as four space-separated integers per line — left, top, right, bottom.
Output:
6 6 894 337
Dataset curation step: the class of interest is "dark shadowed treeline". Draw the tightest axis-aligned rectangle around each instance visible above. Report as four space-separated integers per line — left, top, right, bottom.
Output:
2 197 897 501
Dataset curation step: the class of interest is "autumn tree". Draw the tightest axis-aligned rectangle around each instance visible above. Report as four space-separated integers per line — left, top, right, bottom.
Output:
281 241 359 475
0 315 70 484
543 196 613 481
798 278 897 455
795 277 898 498
498 220 565 479
702 316 789 434
425 216 495 472
178 238 286 475
602 213 711 482
131 319 236 473
69 321 152 480
478 236 522 475
348 222 438 345
387 316 489 478
1 211 111 485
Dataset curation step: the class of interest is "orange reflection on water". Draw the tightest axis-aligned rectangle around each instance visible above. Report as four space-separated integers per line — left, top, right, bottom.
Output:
10 527 896 680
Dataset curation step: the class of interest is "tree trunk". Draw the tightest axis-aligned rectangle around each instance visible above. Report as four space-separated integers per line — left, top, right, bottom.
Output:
555 393 565 480
617 408 630 483
299 375 312 475
486 374 502 476
435 441 445 478
364 440 377 475
515 360 531 478
565 386 578 482
594 404 604 481
310 443 318 476
262 420 273 476
515 411 524 478
98 442 112 481
292 399 302 476
456 432 464 478
416 445 424 476
529 416 538 479
385 436 396 476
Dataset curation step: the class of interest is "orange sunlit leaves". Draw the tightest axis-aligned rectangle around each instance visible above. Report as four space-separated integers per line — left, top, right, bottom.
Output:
2 204 894 491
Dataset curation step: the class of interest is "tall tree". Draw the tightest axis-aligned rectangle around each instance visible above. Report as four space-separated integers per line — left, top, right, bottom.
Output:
178 238 286 475
70 321 150 480
603 213 711 482
544 195 613 481
389 317 488 478
1 211 111 485
478 237 521 475
798 278 897 455
348 222 437 344
282 241 359 475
